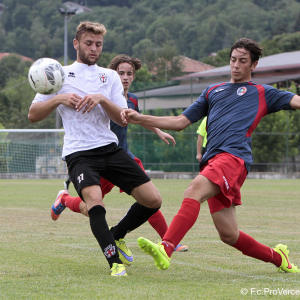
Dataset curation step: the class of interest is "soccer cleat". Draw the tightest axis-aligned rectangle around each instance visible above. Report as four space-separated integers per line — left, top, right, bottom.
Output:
273 244 300 273
110 263 127 277
51 190 68 221
115 238 133 266
137 237 170 270
174 243 189 252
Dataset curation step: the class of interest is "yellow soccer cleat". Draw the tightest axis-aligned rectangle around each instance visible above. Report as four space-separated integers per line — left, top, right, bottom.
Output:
137 237 170 270
110 263 127 277
115 238 133 266
273 244 300 273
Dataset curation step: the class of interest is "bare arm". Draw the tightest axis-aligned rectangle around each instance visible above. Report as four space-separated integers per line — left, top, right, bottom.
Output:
123 109 191 131
289 95 300 109
28 93 82 122
143 126 176 145
76 94 127 126
196 134 204 162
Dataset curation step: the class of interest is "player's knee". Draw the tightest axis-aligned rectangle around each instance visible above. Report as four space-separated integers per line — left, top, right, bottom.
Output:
218 230 239 245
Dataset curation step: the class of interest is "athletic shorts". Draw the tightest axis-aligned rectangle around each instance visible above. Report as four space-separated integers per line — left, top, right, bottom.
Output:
200 152 247 214
100 156 145 197
65 143 150 199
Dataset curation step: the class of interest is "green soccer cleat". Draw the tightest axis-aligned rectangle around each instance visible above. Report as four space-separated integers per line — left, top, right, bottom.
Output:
115 238 133 266
273 244 300 273
137 237 170 270
110 263 127 277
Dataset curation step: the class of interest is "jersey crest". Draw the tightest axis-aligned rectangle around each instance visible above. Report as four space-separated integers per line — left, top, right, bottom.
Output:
237 86 247 96
99 73 108 84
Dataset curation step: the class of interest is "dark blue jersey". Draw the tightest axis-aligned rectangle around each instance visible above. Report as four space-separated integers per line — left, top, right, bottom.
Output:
183 82 295 171
110 92 139 158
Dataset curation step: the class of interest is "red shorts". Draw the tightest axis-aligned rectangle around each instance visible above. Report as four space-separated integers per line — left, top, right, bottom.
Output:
100 156 145 198
200 153 247 214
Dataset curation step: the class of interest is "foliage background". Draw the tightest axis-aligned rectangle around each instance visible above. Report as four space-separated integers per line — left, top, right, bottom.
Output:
0 0 300 168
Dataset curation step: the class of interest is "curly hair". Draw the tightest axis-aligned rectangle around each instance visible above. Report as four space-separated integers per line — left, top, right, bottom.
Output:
230 38 263 63
108 54 142 73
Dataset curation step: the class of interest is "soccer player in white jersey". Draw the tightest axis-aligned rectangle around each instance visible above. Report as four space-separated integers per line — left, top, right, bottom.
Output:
28 21 162 277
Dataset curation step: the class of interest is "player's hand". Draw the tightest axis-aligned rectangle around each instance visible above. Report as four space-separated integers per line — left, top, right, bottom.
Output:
123 108 141 123
156 130 176 145
76 94 102 113
120 109 128 126
196 153 202 162
59 93 82 109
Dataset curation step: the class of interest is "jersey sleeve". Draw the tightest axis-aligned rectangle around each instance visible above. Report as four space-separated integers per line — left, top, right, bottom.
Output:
182 89 209 123
264 85 295 113
32 93 56 104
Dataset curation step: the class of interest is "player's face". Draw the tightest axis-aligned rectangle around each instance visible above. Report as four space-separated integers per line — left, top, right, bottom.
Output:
74 32 103 65
230 48 258 83
116 62 135 92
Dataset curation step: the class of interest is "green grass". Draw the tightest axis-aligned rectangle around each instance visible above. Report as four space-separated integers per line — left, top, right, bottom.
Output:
0 179 300 299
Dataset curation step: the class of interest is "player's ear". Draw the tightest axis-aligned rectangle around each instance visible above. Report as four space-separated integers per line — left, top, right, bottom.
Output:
73 39 79 51
251 60 258 71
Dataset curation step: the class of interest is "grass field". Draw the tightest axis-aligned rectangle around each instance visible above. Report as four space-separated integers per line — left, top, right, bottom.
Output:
0 178 300 300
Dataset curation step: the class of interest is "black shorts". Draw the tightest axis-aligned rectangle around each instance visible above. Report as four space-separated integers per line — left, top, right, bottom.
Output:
65 143 150 199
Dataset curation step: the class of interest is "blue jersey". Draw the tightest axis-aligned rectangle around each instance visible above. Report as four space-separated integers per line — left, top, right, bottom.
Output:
110 92 139 158
183 82 295 171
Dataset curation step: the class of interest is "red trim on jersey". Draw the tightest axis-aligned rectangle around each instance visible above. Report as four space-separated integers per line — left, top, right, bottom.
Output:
205 82 226 100
128 96 138 110
246 84 268 137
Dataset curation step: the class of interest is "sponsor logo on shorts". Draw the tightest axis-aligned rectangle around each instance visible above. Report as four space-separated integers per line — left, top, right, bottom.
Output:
223 175 229 190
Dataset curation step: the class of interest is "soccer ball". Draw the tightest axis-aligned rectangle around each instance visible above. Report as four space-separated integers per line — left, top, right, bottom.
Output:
28 58 65 94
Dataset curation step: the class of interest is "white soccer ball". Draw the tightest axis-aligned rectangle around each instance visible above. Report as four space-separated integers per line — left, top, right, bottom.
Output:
28 58 65 94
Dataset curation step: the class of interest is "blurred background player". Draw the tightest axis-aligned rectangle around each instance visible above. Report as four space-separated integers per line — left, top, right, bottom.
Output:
51 54 188 253
196 116 207 163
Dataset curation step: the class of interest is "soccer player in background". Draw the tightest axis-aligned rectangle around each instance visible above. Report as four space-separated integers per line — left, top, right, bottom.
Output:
123 38 300 273
51 54 188 253
28 21 165 277
196 116 207 163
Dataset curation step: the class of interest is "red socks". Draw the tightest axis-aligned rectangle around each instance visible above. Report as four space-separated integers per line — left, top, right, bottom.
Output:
162 198 200 257
148 210 168 239
62 194 82 213
233 231 282 267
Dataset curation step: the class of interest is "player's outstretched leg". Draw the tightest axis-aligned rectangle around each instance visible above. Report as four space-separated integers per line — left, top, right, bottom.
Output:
273 244 300 273
137 237 170 270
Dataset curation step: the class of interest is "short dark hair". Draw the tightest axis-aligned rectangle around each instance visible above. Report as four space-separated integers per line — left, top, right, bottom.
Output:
75 21 106 41
230 38 263 63
108 54 142 73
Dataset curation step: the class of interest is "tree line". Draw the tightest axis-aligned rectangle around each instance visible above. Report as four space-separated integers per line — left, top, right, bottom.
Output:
0 0 300 168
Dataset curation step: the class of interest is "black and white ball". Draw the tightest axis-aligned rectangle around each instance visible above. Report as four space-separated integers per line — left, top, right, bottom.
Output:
28 58 65 94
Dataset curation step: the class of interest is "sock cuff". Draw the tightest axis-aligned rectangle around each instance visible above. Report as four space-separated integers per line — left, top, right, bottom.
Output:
182 197 201 209
88 205 106 217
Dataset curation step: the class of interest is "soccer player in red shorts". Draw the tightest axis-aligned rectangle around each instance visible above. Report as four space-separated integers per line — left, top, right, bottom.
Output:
124 38 300 273
51 55 188 262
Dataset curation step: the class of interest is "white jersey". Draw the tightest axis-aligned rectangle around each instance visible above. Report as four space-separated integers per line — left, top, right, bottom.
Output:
32 61 127 158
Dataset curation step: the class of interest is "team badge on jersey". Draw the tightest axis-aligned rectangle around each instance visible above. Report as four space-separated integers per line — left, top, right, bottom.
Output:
237 87 247 96
99 73 108 84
